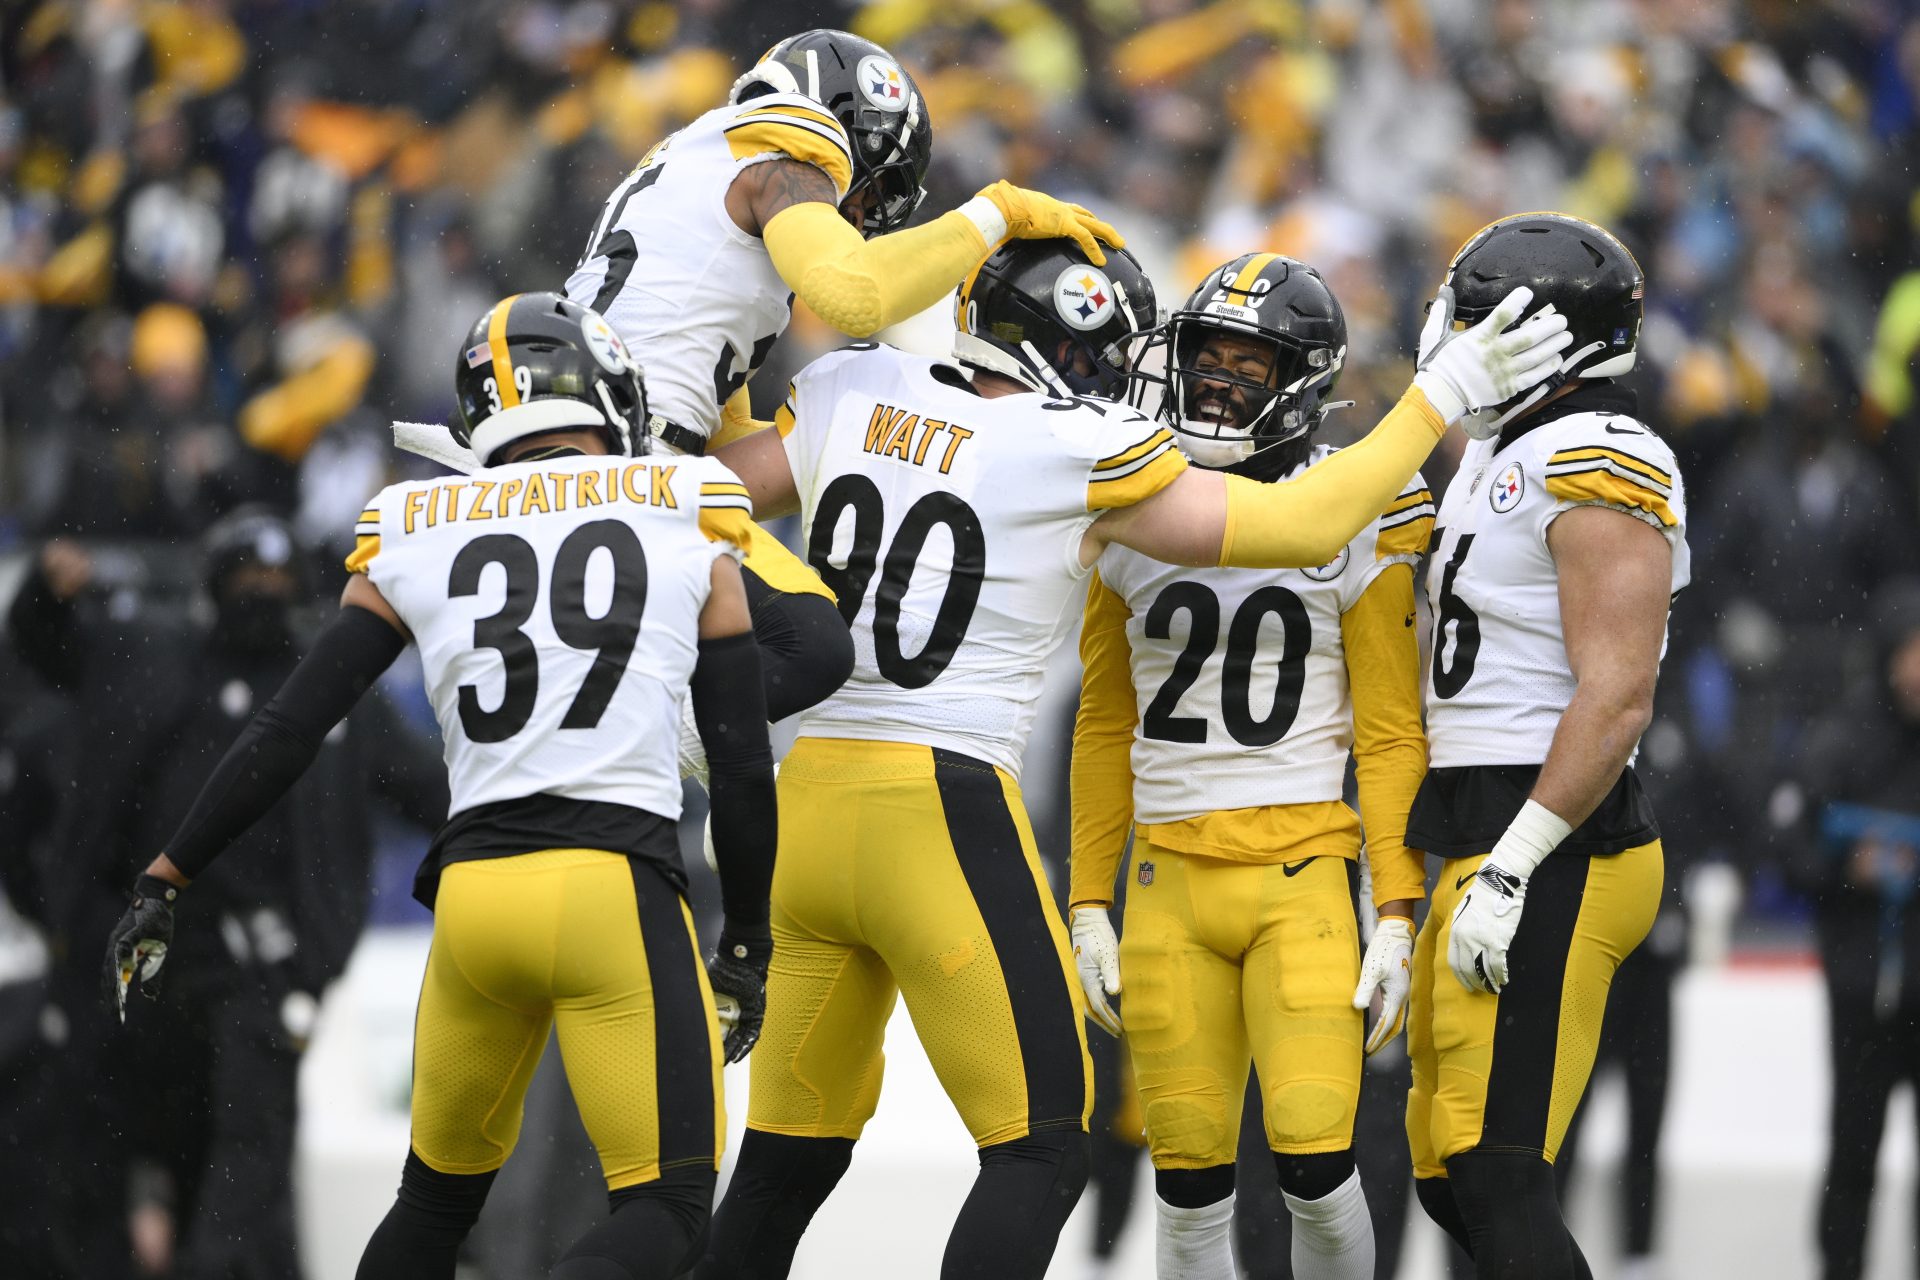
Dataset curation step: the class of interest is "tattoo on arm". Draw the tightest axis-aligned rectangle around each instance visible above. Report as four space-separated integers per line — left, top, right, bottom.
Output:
742 158 839 234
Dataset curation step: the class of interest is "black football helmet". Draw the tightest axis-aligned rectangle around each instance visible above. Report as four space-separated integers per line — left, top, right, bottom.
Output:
731 30 931 237
1145 252 1347 478
452 292 648 467
953 238 1158 400
202 505 303 598
1443 211 1643 427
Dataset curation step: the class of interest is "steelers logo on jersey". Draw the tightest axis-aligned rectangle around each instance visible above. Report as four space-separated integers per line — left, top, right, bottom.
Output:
1489 462 1525 513
1055 265 1117 330
582 311 637 375
857 55 911 112
1300 544 1350 581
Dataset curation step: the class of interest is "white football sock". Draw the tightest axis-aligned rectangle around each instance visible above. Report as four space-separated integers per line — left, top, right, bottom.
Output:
1154 1191 1236 1280
1283 1169 1373 1280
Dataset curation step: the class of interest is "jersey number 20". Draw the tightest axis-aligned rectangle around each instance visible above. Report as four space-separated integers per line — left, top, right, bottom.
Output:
1142 582 1311 747
448 521 648 742
806 474 985 690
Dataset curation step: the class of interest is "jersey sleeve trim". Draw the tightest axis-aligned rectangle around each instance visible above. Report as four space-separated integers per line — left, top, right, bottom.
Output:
1374 479 1435 561
1088 445 1187 511
725 97 854 200
774 381 798 438
698 503 755 558
344 534 379 575
1546 445 1673 493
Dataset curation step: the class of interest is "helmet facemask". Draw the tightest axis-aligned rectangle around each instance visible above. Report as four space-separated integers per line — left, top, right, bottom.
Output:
1157 316 1345 471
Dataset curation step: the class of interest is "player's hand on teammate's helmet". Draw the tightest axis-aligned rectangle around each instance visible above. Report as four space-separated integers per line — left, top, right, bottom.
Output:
1448 854 1529 994
104 875 180 1022
1070 905 1123 1036
708 928 772 1063
976 181 1123 267
1412 285 1571 434
1352 914 1415 1055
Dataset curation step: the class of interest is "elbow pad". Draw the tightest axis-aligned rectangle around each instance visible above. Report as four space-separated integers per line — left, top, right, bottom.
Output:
1219 388 1446 569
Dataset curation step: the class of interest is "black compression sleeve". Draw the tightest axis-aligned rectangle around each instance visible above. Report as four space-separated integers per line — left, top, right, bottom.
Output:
690 630 776 937
165 606 407 879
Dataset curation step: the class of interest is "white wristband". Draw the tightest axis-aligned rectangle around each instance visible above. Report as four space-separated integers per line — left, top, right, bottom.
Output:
1487 800 1573 880
957 195 1009 248
1410 369 1467 425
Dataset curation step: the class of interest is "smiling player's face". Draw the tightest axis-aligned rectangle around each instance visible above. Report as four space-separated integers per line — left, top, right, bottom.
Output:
1187 332 1278 434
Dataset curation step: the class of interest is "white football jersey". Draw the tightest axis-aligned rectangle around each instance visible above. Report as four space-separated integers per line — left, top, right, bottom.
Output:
347 453 754 821
778 345 1187 779
563 92 855 444
1097 458 1433 822
1424 406 1690 768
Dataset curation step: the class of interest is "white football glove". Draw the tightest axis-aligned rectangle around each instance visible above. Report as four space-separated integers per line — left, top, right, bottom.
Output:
1352 915 1415 1055
1413 285 1572 436
1447 853 1529 994
1071 906 1123 1036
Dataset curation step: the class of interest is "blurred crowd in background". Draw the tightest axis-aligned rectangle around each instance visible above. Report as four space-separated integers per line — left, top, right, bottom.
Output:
7 1 1920 1277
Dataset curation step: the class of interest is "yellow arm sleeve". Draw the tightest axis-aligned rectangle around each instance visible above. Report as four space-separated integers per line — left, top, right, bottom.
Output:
1219 387 1447 568
709 386 771 452
239 335 378 462
1868 271 1920 417
1341 562 1428 910
1069 572 1140 908
764 201 991 339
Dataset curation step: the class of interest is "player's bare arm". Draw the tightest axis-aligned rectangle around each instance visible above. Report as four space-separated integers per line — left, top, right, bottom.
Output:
713 421 800 519
726 156 846 236
1532 505 1673 824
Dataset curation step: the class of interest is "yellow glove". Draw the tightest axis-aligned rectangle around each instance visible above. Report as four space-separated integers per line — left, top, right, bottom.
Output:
975 181 1123 266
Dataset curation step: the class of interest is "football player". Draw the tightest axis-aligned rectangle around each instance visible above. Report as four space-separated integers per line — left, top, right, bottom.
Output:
1070 253 1432 1280
104 294 778 1280
1400 215 1689 1280
562 27 1124 760
689 234 1568 1278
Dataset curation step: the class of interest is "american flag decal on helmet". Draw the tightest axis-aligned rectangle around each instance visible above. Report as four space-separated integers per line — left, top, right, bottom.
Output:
465 344 490 369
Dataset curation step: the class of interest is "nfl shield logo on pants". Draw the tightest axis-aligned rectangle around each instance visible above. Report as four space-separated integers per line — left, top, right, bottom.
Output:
1138 861 1155 887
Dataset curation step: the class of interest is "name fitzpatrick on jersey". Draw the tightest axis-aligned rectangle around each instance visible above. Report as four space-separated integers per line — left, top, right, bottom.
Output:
862 402 976 474
400 463 682 532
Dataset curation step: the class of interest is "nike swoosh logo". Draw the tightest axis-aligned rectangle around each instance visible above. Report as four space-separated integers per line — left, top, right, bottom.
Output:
1602 422 1643 436
1455 873 1472 890
1282 859 1313 877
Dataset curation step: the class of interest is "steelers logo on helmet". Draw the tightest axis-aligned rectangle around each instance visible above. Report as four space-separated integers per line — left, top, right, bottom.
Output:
1490 462 1525 513
856 55 910 112
1054 265 1117 331
581 311 635 376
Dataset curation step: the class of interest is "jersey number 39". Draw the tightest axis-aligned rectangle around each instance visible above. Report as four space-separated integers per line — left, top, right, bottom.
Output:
449 521 648 743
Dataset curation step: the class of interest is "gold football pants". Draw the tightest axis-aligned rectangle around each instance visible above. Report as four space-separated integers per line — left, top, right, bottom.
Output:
1120 843 1363 1168
746 738 1094 1148
742 520 833 599
408 848 724 1190
1406 840 1663 1178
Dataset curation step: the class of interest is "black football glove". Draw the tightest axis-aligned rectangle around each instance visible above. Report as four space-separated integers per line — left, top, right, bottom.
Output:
707 927 772 1065
104 875 179 1022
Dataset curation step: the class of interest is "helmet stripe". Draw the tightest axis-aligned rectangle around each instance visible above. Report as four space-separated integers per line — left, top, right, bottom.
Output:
1230 252 1278 294
487 293 524 409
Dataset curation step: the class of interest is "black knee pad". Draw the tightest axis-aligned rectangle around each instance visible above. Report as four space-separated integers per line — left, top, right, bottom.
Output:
979 1127 1091 1199
1272 1148 1355 1202
395 1149 496 1226
742 579 854 722
1446 1149 1588 1280
1155 1163 1235 1209
553 1166 715 1280
1415 1175 1473 1255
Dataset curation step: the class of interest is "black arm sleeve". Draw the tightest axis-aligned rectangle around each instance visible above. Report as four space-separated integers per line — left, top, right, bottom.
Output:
690 629 777 937
165 606 407 880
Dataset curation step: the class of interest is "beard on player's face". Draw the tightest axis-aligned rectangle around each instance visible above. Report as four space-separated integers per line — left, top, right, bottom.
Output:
1185 333 1277 435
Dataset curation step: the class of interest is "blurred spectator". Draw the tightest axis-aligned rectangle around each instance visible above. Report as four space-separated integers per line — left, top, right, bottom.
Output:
1795 577 1920 1280
4 512 444 1279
